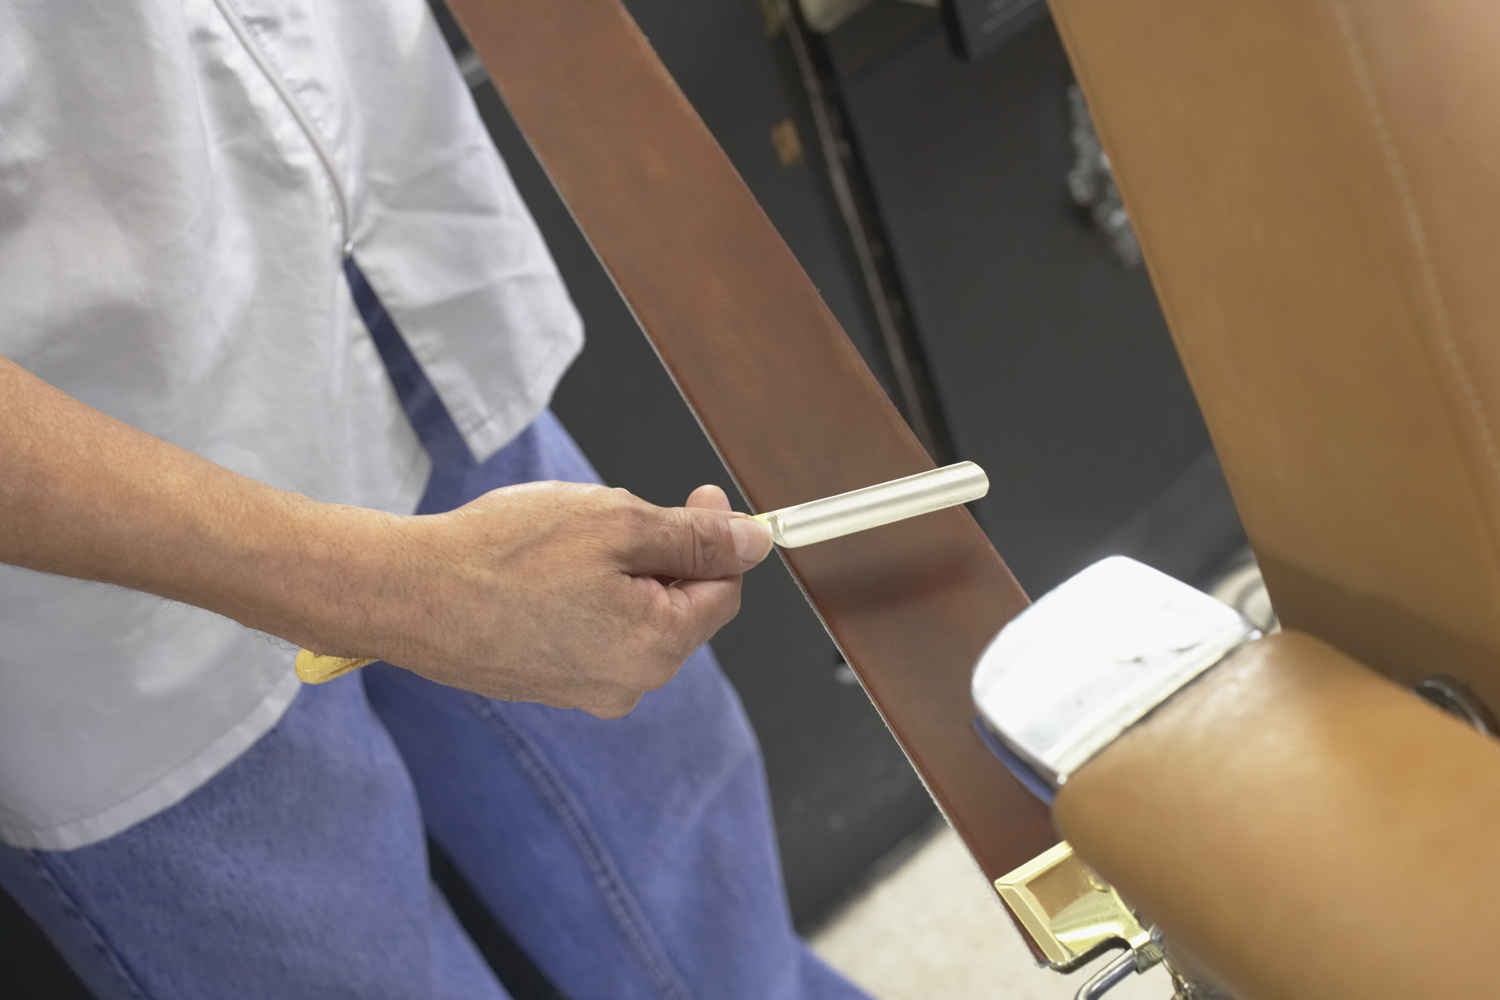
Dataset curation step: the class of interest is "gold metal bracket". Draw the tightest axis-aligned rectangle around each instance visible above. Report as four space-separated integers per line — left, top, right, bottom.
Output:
995 841 1161 973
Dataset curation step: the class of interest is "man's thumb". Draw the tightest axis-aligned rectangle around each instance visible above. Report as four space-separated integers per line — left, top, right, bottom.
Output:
626 507 772 579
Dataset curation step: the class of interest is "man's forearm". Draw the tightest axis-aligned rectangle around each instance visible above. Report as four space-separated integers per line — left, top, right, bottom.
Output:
1 352 771 713
0 354 390 650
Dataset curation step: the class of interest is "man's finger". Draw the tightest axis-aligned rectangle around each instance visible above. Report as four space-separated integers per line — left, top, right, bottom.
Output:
653 575 743 651
578 689 644 721
652 486 734 586
684 483 731 511
623 505 771 579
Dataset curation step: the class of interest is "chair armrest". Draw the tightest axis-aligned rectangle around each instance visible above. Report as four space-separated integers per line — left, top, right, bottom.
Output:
1055 630 1500 1000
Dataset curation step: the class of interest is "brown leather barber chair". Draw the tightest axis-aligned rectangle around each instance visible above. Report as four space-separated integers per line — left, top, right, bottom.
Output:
975 2 1500 998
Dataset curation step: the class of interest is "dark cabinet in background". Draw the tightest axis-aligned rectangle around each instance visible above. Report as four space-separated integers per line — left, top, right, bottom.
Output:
821 3 1243 597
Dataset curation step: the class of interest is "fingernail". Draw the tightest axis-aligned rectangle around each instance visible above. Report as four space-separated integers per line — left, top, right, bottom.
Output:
730 516 773 563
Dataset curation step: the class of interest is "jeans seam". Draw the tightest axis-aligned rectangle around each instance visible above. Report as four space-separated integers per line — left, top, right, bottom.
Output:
23 850 153 1000
465 695 694 1000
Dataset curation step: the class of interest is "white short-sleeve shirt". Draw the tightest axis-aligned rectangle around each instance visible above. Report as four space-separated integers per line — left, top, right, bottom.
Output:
0 0 583 849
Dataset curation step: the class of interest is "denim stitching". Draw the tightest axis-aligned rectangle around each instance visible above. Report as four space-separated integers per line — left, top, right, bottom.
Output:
465 695 693 1000
23 850 152 1000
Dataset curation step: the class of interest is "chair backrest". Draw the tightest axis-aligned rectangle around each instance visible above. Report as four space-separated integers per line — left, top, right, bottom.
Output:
1049 0 1500 716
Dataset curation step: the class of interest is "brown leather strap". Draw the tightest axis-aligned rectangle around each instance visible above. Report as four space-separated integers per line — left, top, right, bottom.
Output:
445 0 1056 889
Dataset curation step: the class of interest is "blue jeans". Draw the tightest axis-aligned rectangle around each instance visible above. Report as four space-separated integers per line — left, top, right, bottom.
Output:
0 412 865 1000
0 263 869 1000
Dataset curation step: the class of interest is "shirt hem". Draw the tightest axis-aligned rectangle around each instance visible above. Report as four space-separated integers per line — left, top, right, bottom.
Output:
454 330 584 463
0 667 303 851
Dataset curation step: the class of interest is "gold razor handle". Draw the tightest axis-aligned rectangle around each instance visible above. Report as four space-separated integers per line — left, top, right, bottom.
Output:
295 649 377 684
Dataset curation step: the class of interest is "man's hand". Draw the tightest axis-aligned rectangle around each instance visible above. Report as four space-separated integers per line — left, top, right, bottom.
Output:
312 481 772 718
0 354 770 719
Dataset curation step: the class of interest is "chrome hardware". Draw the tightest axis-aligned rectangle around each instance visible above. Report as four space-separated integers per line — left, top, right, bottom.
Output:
1168 971 1239 1000
1077 949 1143 1000
1414 674 1498 736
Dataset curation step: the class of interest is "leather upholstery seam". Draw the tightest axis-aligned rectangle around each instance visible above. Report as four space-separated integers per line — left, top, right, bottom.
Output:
1330 1 1500 516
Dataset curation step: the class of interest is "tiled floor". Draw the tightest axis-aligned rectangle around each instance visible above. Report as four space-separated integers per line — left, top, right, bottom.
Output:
810 822 1173 1000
